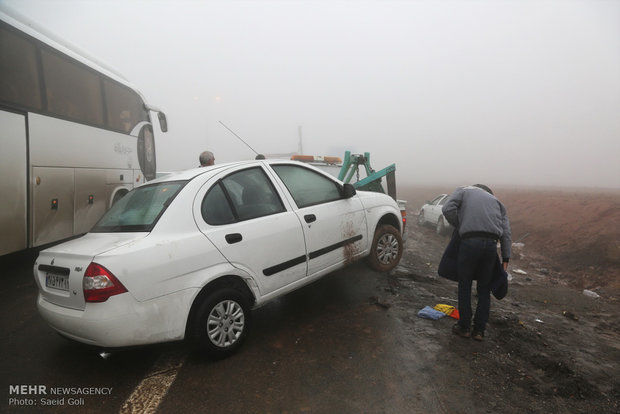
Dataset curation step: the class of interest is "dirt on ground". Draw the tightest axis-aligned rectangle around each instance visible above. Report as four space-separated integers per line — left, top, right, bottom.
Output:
380 185 620 413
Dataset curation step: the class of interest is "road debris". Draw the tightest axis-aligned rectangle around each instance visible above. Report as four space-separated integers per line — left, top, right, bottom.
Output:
433 304 459 319
369 296 391 309
582 289 600 298
417 306 446 320
563 311 579 321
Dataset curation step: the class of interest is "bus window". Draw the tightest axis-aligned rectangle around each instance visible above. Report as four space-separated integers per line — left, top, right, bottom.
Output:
41 48 104 127
0 24 42 110
103 78 148 134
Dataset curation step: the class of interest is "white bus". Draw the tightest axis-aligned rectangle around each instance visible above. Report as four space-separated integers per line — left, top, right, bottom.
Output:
0 8 168 256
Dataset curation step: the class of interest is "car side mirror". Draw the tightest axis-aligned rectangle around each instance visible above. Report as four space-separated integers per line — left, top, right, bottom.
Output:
343 183 356 198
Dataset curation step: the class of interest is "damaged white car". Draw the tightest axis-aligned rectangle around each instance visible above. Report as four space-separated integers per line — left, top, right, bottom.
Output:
34 160 404 357
417 193 453 235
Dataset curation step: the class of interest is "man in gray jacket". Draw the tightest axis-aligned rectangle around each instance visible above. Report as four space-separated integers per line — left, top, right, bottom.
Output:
442 184 511 341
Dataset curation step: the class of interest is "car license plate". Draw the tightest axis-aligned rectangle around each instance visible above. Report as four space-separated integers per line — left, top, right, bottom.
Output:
46 273 70 291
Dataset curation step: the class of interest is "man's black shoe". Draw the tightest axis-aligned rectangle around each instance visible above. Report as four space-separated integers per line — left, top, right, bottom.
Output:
472 329 484 341
452 323 471 338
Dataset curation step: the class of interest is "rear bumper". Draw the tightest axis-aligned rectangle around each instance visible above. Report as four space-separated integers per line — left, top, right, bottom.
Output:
37 288 199 348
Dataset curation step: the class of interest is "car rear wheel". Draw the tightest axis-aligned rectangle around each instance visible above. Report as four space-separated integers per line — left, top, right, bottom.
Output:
368 225 403 272
192 288 251 359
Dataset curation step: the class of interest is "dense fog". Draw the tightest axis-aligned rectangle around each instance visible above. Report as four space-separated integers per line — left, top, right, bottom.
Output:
4 0 619 188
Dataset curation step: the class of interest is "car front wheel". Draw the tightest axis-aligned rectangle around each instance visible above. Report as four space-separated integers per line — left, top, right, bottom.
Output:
368 225 403 272
192 288 251 359
417 211 425 225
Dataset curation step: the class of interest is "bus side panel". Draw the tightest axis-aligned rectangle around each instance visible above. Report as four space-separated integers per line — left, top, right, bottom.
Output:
74 169 109 235
0 110 28 255
74 169 134 235
28 113 138 170
32 167 74 247
28 113 141 244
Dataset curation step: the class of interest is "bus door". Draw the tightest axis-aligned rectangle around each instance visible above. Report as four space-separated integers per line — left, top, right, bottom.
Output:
0 110 28 255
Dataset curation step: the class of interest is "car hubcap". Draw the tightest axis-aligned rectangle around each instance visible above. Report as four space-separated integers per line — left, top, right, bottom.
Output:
207 300 245 348
376 233 399 264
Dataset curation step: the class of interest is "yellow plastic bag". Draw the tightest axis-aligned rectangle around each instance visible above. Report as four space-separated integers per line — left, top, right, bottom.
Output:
433 304 455 315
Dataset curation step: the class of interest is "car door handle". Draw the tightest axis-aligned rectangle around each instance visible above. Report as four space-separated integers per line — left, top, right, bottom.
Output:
304 214 316 223
225 233 243 244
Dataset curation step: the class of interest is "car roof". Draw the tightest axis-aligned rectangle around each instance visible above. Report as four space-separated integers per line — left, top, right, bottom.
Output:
149 159 312 184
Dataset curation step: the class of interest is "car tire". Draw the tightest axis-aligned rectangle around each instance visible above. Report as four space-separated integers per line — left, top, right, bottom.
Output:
367 225 403 272
436 217 446 235
192 288 252 359
417 211 425 225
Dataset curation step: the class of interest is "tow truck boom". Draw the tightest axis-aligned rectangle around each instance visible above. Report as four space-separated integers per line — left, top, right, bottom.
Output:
338 151 398 201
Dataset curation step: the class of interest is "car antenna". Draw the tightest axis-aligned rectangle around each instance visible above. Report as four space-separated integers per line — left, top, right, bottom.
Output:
218 121 260 156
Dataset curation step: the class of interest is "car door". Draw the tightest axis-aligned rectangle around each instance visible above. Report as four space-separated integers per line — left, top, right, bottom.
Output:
194 166 307 296
269 164 368 277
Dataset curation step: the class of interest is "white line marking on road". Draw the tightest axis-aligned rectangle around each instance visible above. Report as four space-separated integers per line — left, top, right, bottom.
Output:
119 351 186 414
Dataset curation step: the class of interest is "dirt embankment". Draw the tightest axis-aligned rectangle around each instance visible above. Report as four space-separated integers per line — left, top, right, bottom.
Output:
386 187 620 413
399 186 620 294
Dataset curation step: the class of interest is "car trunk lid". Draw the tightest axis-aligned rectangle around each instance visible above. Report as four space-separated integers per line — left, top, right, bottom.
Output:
33 233 147 310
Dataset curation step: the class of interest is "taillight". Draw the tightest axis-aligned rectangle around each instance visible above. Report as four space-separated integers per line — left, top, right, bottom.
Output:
83 263 128 303
401 210 407 233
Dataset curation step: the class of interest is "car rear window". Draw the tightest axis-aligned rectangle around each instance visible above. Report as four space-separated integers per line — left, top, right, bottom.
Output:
91 181 186 232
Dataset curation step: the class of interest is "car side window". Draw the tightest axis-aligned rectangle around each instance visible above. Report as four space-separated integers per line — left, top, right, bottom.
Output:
272 164 342 208
202 183 235 225
202 167 285 225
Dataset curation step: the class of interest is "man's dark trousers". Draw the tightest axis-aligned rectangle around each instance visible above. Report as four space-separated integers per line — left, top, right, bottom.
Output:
457 237 497 332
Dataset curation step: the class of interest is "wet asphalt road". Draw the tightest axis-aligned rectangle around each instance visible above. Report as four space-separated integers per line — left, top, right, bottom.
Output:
0 250 438 414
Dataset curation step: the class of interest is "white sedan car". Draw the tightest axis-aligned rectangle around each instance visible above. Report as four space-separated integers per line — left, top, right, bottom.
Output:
34 160 404 358
417 194 453 235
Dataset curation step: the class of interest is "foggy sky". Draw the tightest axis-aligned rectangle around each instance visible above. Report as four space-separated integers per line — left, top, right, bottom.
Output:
4 0 619 188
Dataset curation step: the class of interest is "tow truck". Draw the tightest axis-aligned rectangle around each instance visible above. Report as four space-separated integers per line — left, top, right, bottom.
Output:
291 151 407 235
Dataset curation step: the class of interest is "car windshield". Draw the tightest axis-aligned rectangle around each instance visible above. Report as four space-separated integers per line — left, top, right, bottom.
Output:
92 181 187 232
311 163 342 179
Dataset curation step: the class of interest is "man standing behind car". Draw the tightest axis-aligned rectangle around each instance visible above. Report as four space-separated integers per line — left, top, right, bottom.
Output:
199 150 215 167
441 184 511 341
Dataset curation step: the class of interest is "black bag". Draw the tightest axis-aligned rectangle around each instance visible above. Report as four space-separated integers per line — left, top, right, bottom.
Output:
437 230 508 300
490 260 508 300
438 230 459 281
